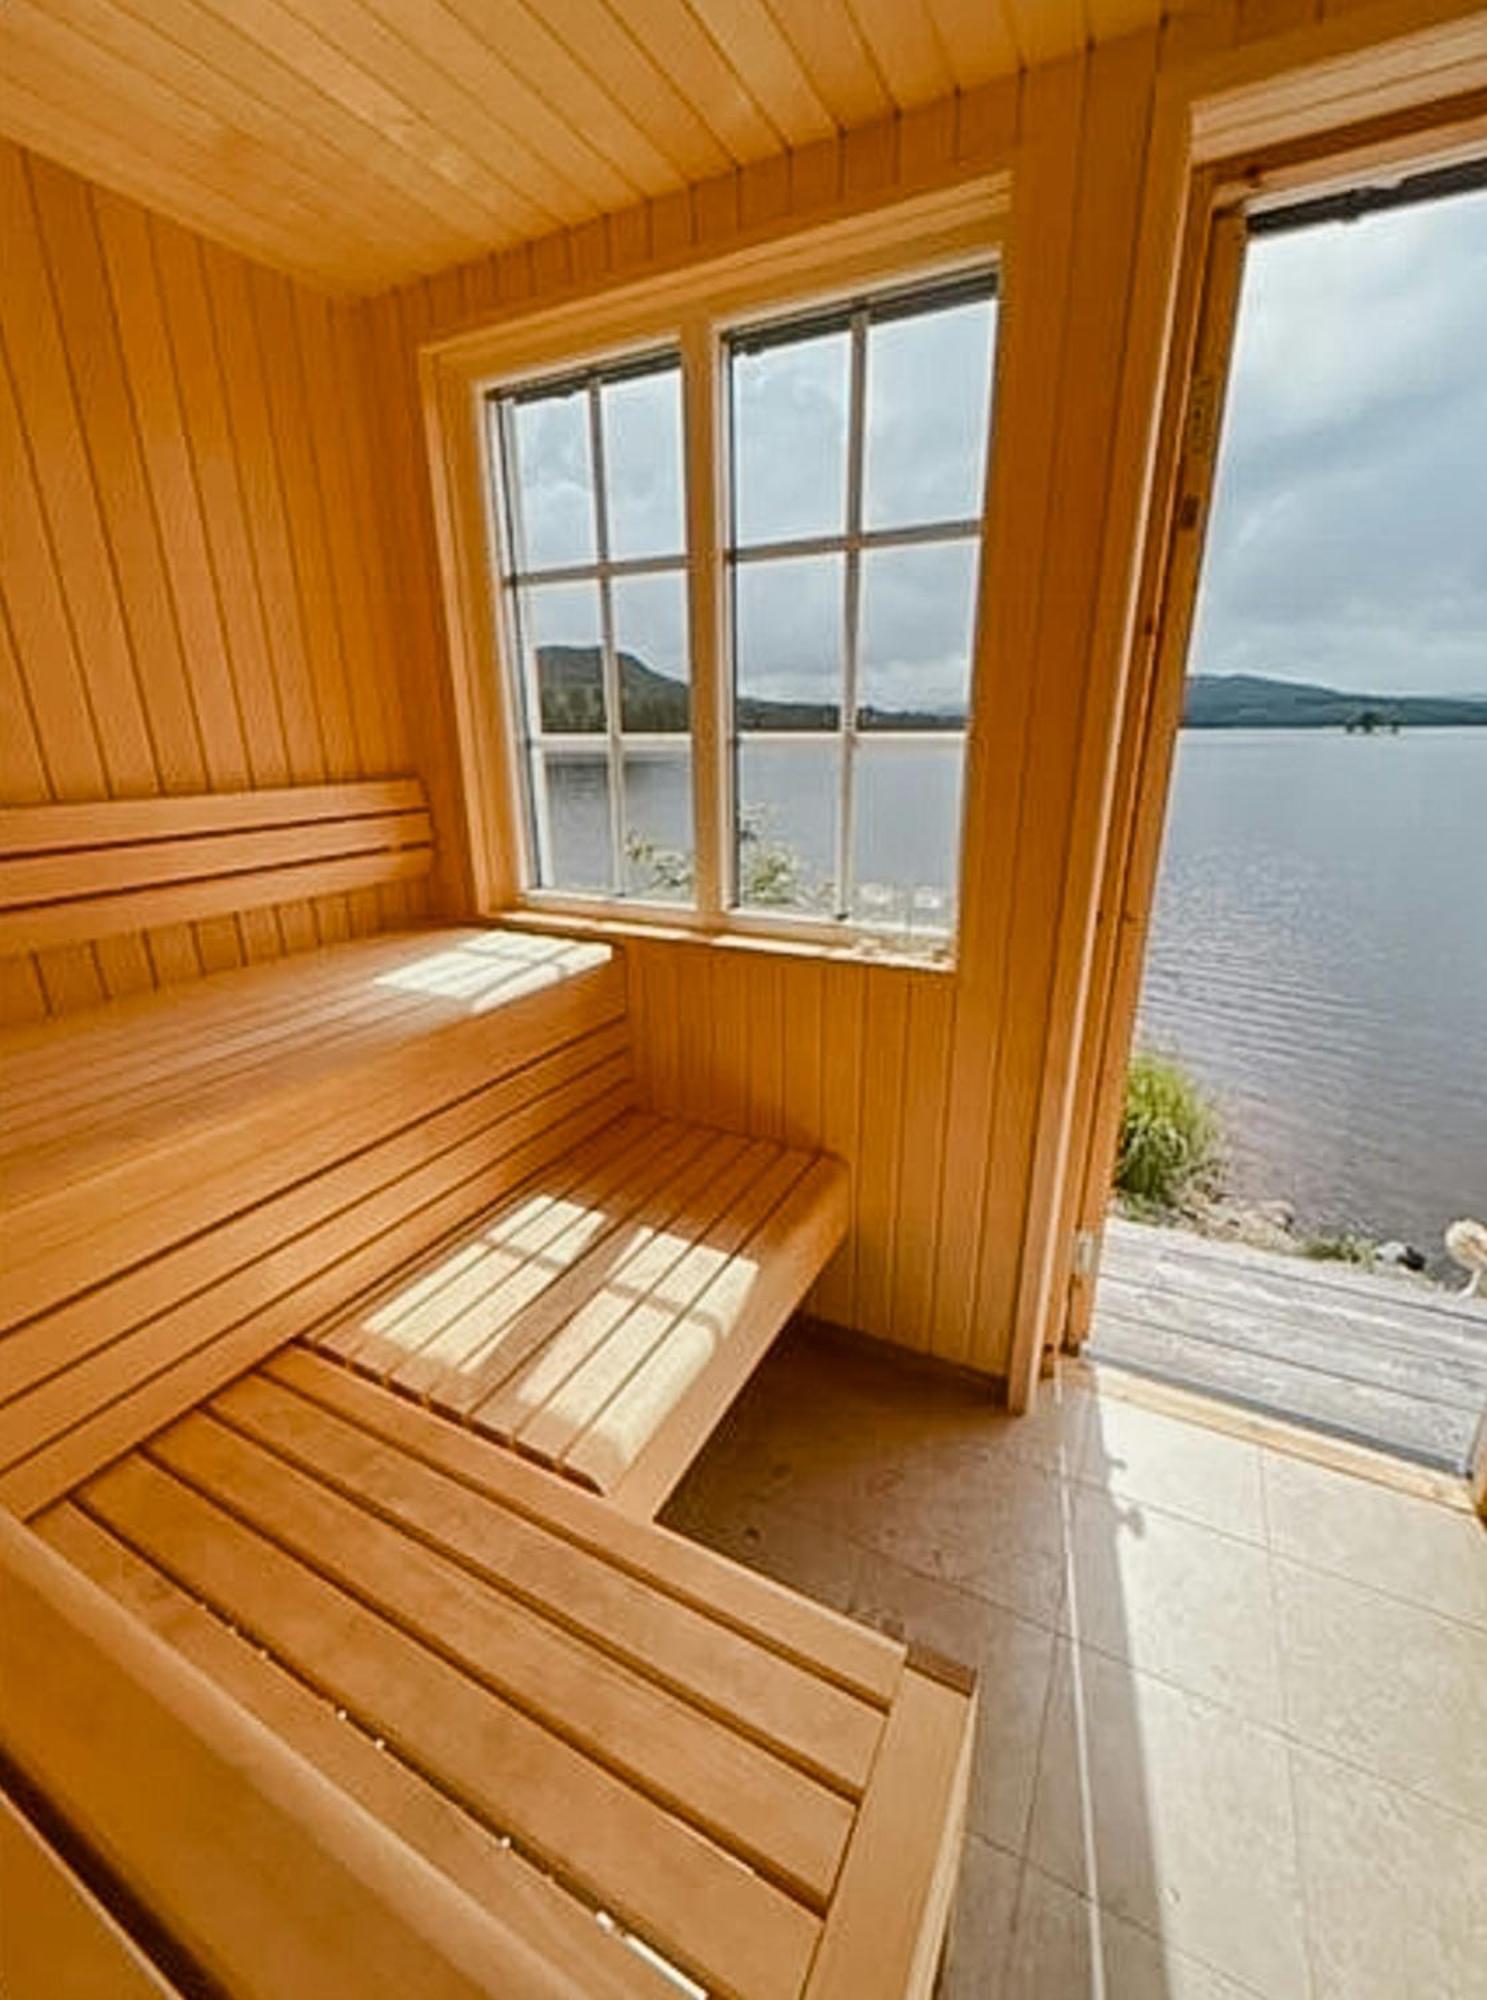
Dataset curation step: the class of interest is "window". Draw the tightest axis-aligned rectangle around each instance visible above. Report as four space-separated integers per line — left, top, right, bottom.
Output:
726 274 997 942
480 266 999 953
489 355 694 903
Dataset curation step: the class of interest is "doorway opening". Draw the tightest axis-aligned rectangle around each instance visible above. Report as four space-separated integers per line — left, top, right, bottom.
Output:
1084 161 1487 1472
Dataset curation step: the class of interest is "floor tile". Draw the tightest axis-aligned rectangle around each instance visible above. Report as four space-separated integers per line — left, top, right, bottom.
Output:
1273 1558 1487 1823
1262 1450 1487 1629
1001 1864 1263 2000
664 1490 863 1615
849 1545 1056 1852
1027 1642 1309 1999
1061 1485 1283 1723
1292 1745 1487 2000
842 1445 1071 1627
940 1835 1020 2000
1079 1395 1268 1542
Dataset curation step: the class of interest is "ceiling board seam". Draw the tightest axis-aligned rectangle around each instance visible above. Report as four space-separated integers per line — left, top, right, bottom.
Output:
94 0 505 265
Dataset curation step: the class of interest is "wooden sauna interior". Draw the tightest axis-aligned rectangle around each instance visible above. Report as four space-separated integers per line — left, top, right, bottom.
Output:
2 0 1484 1994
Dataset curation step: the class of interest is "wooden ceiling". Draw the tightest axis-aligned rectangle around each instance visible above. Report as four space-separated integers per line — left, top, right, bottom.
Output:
0 0 1174 293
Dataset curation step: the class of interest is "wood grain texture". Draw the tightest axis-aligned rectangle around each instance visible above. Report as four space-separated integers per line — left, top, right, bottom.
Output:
0 0 1164 289
19 1354 969 1998
0 141 420 1021
388 0 1486 1393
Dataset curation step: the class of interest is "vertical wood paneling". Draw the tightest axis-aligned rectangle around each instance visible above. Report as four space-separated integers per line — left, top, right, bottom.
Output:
0 140 417 1020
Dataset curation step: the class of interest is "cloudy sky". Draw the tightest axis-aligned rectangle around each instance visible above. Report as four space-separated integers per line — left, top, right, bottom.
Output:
1191 185 1487 698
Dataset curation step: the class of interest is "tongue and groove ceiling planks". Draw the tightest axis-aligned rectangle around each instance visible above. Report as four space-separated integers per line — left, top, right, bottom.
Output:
0 0 1187 291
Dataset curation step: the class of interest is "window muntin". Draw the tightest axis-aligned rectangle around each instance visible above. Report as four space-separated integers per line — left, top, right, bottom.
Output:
725 273 997 943
490 353 693 905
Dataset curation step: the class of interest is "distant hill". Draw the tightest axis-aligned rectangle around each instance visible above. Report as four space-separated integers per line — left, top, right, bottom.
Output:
535 646 964 732
1184 674 1487 730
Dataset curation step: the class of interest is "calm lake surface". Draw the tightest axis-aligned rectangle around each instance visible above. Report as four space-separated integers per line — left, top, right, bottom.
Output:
1139 728 1487 1264
552 729 1486 1263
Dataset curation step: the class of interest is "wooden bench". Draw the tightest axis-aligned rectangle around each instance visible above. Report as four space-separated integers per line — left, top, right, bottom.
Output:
4 1354 975 1999
0 798 971 1995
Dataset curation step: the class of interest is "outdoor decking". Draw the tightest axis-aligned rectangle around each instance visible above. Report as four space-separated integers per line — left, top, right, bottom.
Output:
1089 1218 1487 1471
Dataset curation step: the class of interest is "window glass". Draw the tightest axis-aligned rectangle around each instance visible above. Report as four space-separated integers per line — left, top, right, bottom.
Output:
537 749 613 891
521 579 605 734
851 739 966 936
863 297 995 531
602 366 685 560
857 540 980 728
731 328 850 546
613 571 689 732
508 387 595 570
734 555 844 729
735 739 840 913
623 747 693 901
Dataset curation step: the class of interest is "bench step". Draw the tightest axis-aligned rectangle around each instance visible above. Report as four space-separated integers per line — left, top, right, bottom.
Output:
303 1112 849 1516
6 1355 973 2000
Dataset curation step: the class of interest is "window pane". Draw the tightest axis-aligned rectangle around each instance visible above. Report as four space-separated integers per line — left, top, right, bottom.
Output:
522 579 604 734
623 747 693 901
858 539 979 727
614 570 689 732
506 386 596 570
863 295 995 531
851 739 965 936
734 554 843 728
601 367 685 561
732 328 850 545
736 739 839 913
537 749 612 891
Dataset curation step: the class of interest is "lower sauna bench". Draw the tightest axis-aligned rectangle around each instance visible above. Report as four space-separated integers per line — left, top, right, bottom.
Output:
5 1349 978 2000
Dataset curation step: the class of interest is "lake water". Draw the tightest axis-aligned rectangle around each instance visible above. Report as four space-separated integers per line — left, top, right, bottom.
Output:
1139 729 1487 1266
550 728 1487 1265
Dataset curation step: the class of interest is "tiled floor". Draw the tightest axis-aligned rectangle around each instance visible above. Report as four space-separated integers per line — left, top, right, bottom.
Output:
660 1329 1487 2000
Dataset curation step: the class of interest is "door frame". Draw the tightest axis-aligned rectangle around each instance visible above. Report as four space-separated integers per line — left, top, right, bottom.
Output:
1045 62 1487 1373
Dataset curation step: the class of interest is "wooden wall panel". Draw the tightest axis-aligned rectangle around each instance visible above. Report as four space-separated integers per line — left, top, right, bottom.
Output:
352 40 1232 1383
0 140 425 1021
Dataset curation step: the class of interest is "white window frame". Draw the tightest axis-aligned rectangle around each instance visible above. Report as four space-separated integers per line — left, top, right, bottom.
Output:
420 177 1007 961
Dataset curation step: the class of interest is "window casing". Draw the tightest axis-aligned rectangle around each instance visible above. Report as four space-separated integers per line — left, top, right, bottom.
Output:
483 265 999 957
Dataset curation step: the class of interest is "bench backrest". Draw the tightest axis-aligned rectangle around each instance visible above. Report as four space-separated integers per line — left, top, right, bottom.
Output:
0 780 434 958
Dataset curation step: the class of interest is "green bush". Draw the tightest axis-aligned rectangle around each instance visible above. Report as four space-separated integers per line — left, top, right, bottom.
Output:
1115 1050 1221 1213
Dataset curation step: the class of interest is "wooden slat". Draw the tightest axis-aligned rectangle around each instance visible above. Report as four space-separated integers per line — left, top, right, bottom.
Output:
0 1509 626 2000
0 840 432 955
146 1405 856 1906
1 809 430 908
802 1666 976 1999
266 1346 906 1708
0 1084 638 1514
394 1128 758 1415
0 781 427 854
75 1453 821 2000
513 1148 819 1475
209 1368 884 1795
0 1791 180 2000
33 1502 676 2000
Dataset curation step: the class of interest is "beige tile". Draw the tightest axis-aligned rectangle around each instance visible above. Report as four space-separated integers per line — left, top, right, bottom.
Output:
940 1835 1021 2000
1262 1451 1487 1629
849 1546 1056 1852
842 1444 1071 1626
1080 1395 1268 1542
1001 1864 1263 2000
1028 1643 1309 1999
1274 1559 1487 1823
1062 1486 1283 1723
669 1492 864 1615
1293 1746 1487 2000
